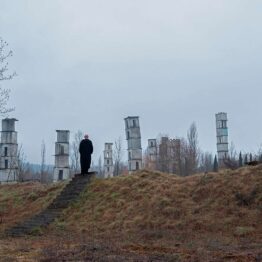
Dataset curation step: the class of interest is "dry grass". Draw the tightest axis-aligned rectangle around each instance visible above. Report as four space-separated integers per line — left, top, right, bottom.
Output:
0 181 66 233
59 167 262 241
0 166 262 261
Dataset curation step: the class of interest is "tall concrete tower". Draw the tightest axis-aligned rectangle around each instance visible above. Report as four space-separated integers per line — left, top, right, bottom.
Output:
147 139 157 170
170 139 181 175
104 143 114 178
124 116 142 173
159 137 170 173
0 118 18 183
216 112 229 164
54 130 70 182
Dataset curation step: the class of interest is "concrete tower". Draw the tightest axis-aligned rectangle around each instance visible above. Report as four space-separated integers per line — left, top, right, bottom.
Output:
124 116 142 173
54 130 70 182
170 139 181 175
216 112 229 164
0 118 18 183
159 137 170 173
104 143 114 178
147 139 157 170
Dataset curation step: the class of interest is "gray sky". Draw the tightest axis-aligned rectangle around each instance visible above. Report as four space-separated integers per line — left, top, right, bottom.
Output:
1 0 262 164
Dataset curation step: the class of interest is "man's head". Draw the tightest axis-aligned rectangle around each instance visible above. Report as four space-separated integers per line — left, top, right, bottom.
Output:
84 134 89 139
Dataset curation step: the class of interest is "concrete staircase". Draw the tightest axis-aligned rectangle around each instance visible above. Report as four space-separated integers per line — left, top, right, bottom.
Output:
6 173 95 237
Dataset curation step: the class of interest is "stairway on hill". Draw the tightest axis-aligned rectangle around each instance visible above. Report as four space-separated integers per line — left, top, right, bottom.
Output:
6 173 95 237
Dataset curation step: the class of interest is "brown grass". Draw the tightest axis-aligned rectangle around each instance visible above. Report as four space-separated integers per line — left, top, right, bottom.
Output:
59 168 262 241
0 166 262 261
0 181 66 232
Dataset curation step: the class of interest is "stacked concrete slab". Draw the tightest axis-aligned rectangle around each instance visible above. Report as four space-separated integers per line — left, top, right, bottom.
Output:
0 118 18 183
124 116 142 173
53 130 70 181
104 143 114 178
216 112 229 165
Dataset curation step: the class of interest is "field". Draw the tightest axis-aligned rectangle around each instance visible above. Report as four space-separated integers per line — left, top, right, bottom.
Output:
0 166 261 261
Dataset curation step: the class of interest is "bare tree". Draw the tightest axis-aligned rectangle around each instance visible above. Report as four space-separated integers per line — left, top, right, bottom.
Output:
17 144 27 182
198 151 213 173
223 141 238 169
0 37 16 115
97 156 103 178
186 122 200 175
70 130 83 174
228 142 237 161
113 136 124 176
14 145 38 182
40 140 46 183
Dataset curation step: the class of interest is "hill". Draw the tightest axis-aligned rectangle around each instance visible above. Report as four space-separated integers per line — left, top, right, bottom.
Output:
0 167 261 261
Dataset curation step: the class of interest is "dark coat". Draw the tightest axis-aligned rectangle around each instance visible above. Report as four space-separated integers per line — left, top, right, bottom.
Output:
79 139 93 173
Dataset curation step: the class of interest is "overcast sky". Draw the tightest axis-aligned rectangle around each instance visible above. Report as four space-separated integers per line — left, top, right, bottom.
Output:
0 0 262 165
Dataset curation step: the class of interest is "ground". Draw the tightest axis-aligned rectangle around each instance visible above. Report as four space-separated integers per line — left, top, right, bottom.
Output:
0 166 261 261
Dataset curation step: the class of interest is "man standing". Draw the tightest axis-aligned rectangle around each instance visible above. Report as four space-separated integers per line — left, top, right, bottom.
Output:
79 134 93 175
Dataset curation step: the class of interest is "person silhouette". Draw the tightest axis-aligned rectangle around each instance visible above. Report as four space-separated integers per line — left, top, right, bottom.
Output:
79 134 93 175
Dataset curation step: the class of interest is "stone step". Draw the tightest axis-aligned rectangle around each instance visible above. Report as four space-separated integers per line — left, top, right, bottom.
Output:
52 199 76 205
63 184 85 189
20 221 53 228
57 190 84 197
67 182 88 186
21 215 55 223
56 192 84 199
6 173 96 237
63 183 88 188
49 201 74 208
54 194 79 200
55 192 78 197
61 185 87 192
49 203 71 209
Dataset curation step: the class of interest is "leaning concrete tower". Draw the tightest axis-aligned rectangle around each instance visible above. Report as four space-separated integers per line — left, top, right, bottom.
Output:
124 116 142 173
104 143 114 178
54 130 70 182
0 118 18 183
216 112 229 165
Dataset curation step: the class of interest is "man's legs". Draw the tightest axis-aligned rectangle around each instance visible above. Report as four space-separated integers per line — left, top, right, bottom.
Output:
80 156 87 175
80 155 91 175
86 155 91 174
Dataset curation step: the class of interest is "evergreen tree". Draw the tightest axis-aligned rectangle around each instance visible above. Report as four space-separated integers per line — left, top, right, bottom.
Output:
213 155 218 172
239 152 243 167
250 153 253 162
244 154 248 165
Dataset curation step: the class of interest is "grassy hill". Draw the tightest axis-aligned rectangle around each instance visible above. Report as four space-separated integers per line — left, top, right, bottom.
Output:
0 167 261 261
0 181 65 232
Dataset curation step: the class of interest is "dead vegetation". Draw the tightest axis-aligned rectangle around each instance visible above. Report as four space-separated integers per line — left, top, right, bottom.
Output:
0 166 262 261
0 181 65 232
60 168 262 239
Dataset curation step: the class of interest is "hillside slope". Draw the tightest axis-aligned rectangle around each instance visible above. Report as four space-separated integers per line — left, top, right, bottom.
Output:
61 167 262 239
0 181 65 232
0 167 262 261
